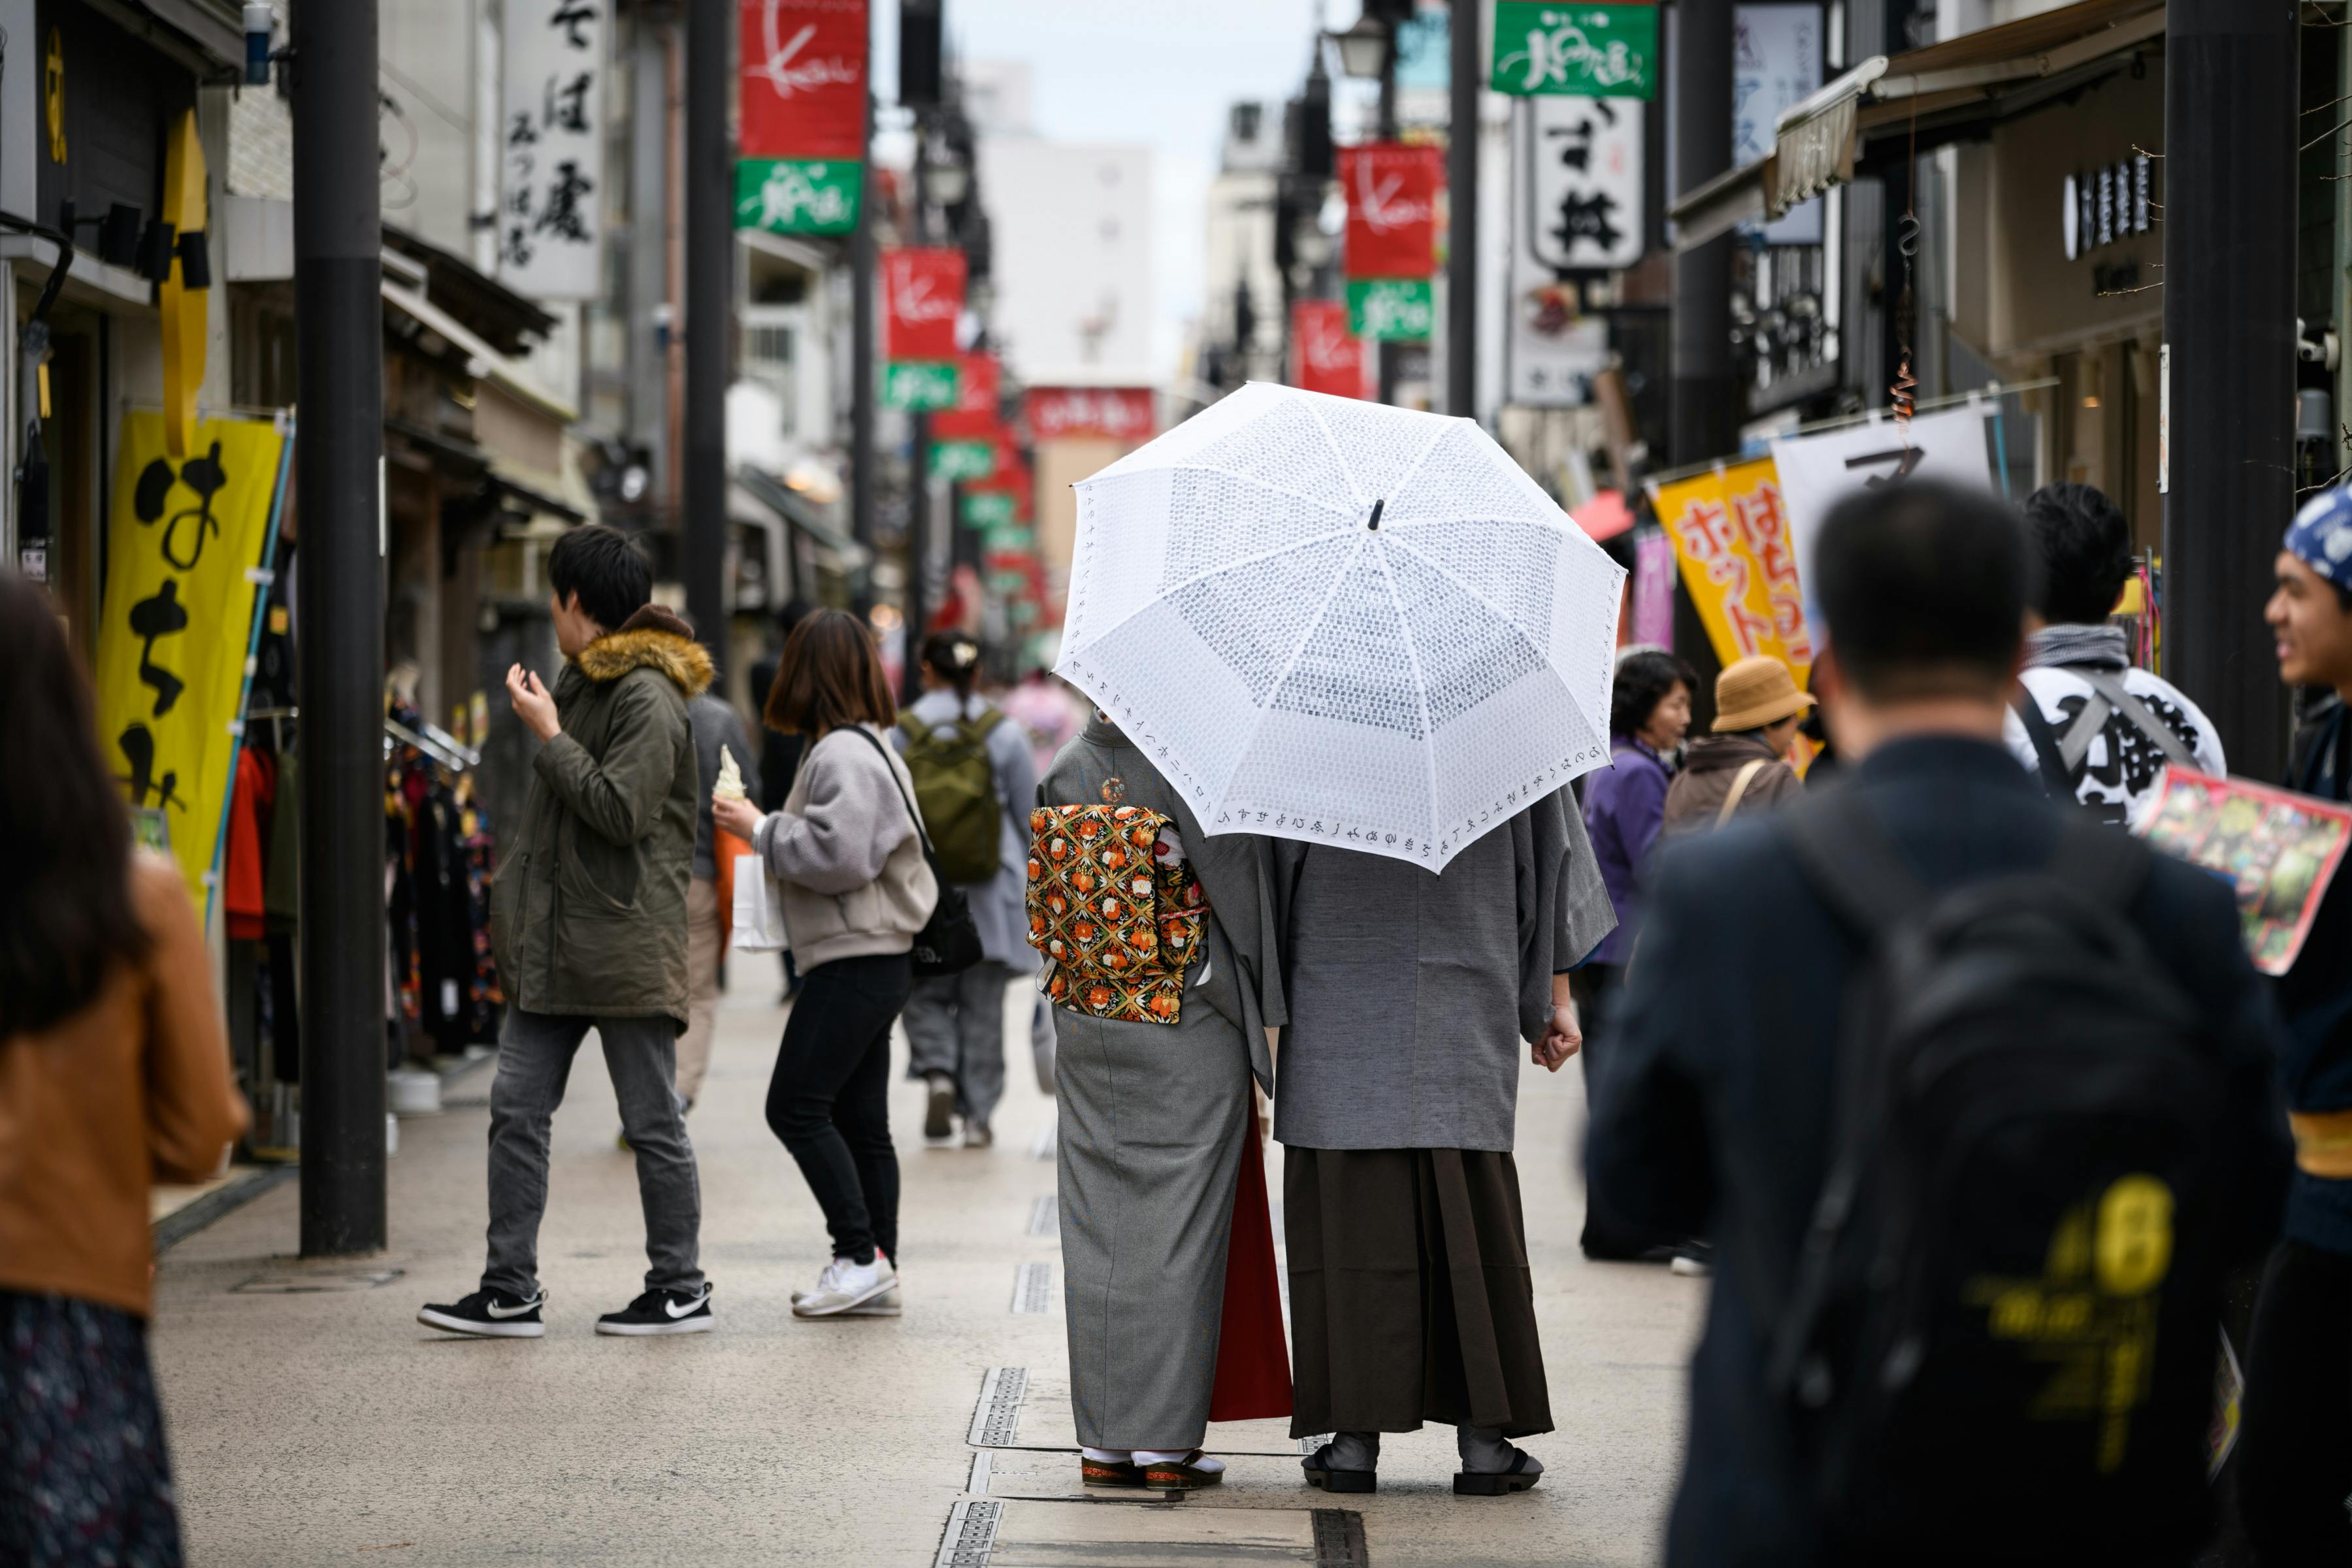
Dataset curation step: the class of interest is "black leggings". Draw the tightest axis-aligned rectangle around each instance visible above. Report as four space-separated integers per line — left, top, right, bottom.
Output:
764 951 912 1266
2237 1238 2352 1563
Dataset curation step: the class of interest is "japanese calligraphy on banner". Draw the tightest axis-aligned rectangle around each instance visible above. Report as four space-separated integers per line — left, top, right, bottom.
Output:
93 414 289 916
1342 143 1442 278
881 360 957 411
740 0 868 160
1524 95 1642 271
1348 277 1435 342
1735 5 1823 244
1769 406 1995 620
735 157 861 235
1024 387 1155 442
931 353 1000 439
1491 4 1659 99
1291 299 1367 399
883 247 964 361
500 0 608 300
1648 458 1814 680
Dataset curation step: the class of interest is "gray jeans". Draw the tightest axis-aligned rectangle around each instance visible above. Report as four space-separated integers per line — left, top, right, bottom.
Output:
483 1008 704 1299
902 961 1011 1127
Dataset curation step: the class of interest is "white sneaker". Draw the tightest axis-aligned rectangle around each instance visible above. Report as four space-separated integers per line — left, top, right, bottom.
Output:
792 1253 898 1318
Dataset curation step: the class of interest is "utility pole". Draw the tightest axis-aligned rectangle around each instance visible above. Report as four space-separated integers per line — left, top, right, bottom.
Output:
683 0 729 675
1376 25 1400 406
903 117 932 700
1669 0 1735 468
849 96 878 618
1445 0 1478 421
2164 1 2298 777
291 0 386 1256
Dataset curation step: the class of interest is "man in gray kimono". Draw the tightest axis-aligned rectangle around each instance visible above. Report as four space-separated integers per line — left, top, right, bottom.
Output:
1277 789 1615 1495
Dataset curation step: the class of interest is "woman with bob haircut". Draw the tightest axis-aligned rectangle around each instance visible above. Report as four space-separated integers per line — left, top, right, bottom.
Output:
713 608 938 1319
0 568 247 1560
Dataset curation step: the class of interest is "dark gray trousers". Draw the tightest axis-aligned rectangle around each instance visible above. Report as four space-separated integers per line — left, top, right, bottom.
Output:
482 1008 704 1298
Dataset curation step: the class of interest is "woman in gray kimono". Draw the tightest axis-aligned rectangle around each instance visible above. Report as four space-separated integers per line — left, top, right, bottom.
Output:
1037 710 1291 1492
1276 789 1615 1495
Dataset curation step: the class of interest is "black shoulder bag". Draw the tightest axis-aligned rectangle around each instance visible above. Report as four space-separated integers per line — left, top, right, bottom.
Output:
847 727 982 977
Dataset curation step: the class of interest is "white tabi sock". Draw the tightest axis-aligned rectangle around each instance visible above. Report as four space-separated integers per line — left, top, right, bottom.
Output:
1134 1450 1221 1473
1080 1447 1132 1464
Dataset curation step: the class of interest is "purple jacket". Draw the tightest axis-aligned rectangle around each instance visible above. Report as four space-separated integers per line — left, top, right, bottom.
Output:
1582 738 1671 966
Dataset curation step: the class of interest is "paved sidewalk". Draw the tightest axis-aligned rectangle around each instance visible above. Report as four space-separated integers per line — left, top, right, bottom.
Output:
153 965 1701 1567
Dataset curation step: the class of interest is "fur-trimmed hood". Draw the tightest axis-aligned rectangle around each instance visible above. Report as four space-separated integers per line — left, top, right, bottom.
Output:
574 604 714 698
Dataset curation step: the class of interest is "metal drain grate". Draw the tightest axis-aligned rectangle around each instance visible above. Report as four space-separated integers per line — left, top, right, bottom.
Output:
969 1366 1030 1446
1026 1195 1058 1237
934 1499 1002 1568
1311 1507 1370 1565
1012 1261 1053 1314
965 1450 993 1496
233 1266 405 1294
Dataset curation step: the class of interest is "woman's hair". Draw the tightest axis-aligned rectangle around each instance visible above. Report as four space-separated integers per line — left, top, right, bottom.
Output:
762 606 897 735
921 632 983 701
0 570 150 1038
1610 649 1697 740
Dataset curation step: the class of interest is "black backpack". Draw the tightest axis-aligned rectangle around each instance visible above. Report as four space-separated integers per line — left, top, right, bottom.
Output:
1767 796 2229 1558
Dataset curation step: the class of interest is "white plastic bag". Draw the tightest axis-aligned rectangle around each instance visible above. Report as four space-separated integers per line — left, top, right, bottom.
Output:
731 852 789 952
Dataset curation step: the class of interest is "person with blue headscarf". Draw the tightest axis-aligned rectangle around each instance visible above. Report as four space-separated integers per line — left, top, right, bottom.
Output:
2234 483 2352 1563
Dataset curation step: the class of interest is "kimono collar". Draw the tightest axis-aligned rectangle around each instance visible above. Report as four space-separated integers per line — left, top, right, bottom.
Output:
1083 709 1130 749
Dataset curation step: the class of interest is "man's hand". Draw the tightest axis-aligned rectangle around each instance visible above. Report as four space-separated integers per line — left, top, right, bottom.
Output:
712 793 764 843
1531 972 1583 1071
506 663 560 743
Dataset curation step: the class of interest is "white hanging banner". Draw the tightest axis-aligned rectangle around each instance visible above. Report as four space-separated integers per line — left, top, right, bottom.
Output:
500 0 608 301
1769 406 1996 615
1524 95 1644 273
1735 5 1825 244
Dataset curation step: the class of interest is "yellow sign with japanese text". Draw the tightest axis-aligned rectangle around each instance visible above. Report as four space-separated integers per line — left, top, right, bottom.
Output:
1650 457 1816 685
93 412 289 914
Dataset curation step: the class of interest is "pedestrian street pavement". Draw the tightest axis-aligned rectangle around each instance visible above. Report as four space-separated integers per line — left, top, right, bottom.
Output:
152 962 1703 1567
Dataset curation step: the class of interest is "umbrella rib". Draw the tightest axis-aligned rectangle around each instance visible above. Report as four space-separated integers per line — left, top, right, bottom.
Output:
1380 532 1590 723
1369 540 1444 851
1298 399 1369 506
1207 531 1370 823
1058 527 1364 662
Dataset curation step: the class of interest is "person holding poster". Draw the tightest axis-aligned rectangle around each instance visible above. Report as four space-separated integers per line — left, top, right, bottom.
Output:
2235 482 2352 1562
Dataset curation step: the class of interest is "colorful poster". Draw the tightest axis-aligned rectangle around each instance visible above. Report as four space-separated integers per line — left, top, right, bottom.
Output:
1347 278 1435 342
1491 3 1659 99
1648 457 1814 679
883 246 964 361
931 352 1000 439
2137 769 2352 976
1291 299 1366 399
500 0 609 299
93 414 290 916
738 0 868 161
1023 387 1156 443
1342 143 1442 279
734 157 861 235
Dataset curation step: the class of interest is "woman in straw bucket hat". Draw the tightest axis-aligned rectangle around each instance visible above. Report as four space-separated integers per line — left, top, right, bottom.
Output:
1661 656 1812 834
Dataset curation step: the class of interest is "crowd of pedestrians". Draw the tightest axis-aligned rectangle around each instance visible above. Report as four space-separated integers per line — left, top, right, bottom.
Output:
22 463 2352 1560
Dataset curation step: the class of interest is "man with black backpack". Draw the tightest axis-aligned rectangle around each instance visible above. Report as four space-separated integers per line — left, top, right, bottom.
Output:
1586 481 2286 1565
2005 483 2224 823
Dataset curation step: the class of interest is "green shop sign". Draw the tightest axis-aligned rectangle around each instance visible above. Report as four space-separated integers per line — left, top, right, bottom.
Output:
1347 278 1435 342
883 361 959 412
962 489 1019 530
930 439 996 481
1490 4 1658 99
984 523 1034 552
734 159 863 236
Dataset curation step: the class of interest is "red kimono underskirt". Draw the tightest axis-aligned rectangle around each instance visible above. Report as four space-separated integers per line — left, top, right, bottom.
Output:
1207 1107 1294 1422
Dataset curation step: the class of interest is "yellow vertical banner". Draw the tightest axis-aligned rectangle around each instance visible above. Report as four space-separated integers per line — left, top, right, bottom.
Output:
93 412 289 913
1649 457 1816 684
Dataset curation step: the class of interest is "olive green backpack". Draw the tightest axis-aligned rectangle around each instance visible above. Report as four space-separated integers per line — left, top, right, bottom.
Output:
900 708 1006 885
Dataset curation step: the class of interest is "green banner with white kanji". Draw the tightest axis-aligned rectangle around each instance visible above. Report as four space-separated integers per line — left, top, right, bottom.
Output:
1347 278 1435 342
735 159 863 236
1490 4 1658 99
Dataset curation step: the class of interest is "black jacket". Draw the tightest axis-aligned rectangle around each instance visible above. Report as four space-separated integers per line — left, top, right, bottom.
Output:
1586 735 2287 1567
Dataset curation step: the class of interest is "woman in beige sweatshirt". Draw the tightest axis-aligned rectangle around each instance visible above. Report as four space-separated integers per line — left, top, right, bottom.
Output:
713 610 936 1319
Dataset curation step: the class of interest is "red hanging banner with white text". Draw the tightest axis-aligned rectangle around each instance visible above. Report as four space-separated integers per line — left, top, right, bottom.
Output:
1290 299 1367 399
931 353 1000 439
1341 143 1441 279
883 246 964 361
739 0 870 161
1023 386 1156 443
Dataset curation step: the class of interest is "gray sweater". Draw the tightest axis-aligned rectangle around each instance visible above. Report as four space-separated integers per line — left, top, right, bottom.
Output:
751 725 938 971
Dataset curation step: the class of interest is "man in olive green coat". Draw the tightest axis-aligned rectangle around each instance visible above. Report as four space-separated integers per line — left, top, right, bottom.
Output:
419 526 719 1341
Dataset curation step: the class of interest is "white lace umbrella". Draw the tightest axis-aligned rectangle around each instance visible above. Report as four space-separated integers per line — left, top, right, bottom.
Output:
1056 382 1625 871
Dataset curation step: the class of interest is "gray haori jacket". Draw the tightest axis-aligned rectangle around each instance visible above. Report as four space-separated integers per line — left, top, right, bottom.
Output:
1037 713 1287 1093
1272 787 1616 1152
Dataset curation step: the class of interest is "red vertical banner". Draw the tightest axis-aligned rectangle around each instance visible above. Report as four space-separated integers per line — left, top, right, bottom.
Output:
883 247 965 360
1341 143 1442 278
930 352 1001 438
1291 299 1367 399
740 0 871 160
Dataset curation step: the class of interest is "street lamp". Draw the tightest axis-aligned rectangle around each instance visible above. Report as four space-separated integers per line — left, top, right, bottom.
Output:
1327 15 1393 82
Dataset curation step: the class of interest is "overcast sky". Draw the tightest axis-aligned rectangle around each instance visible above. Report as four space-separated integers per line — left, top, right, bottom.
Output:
873 1 1380 382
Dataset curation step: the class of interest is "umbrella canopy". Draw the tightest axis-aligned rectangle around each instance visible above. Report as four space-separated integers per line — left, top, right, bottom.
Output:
1056 382 1625 871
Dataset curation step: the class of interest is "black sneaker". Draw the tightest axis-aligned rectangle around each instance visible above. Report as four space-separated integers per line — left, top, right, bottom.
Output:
595 1283 715 1336
923 1074 955 1141
417 1288 546 1339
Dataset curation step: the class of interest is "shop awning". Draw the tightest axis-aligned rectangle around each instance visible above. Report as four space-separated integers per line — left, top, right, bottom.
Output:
736 463 864 563
1671 0 2164 250
382 276 578 425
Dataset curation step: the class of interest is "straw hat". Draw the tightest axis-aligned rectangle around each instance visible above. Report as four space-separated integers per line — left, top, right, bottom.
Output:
1711 655 1815 733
